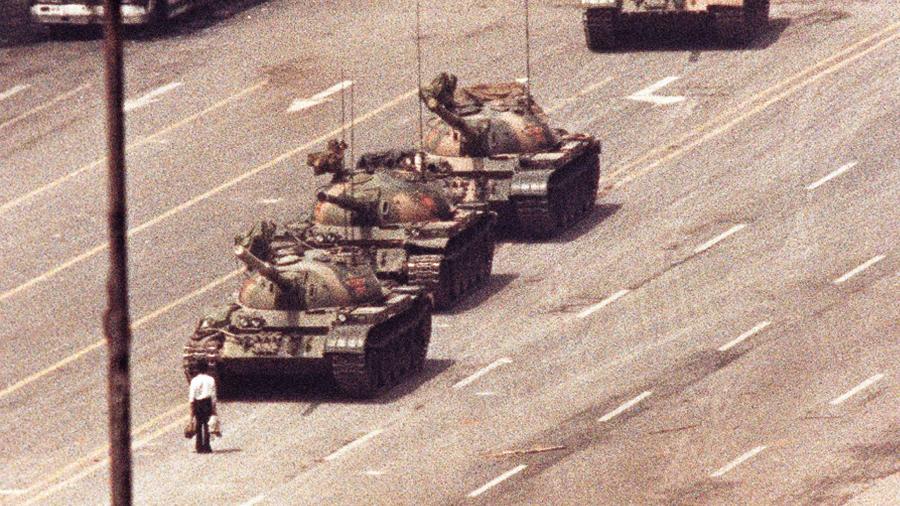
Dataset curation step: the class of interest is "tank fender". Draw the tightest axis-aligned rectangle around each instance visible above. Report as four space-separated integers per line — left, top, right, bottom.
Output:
325 324 369 354
408 237 451 250
509 169 554 197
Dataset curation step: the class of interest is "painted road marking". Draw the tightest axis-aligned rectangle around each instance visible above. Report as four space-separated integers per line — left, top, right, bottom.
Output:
324 429 384 462
606 23 900 189
576 289 630 319
287 80 353 113
475 391 497 397
806 161 858 190
0 489 26 495
833 255 886 284
627 76 686 106
468 465 527 498
238 494 266 506
547 77 614 114
830 374 885 406
694 224 747 254
257 197 283 205
598 391 653 422
453 358 513 389
124 82 183 112
710 446 767 478
718 321 772 352
363 470 386 476
0 84 30 102
0 80 265 215
0 83 89 132
0 87 415 305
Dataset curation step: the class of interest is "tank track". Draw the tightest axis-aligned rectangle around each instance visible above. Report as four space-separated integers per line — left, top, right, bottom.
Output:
583 9 618 51
406 217 495 309
330 298 432 398
712 0 768 46
512 150 600 239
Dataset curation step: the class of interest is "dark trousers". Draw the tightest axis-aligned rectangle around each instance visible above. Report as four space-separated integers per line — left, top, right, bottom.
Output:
192 398 213 453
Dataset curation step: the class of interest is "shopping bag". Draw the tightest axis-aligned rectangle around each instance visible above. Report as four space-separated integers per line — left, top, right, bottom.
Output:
183 415 197 439
209 415 222 437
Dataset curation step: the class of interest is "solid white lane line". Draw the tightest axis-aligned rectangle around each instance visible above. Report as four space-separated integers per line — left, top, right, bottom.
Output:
627 76 686 105
452 358 512 389
0 83 90 132
806 161 858 190
238 494 266 506
598 391 653 422
833 255 886 284
287 80 353 113
324 429 383 462
0 84 30 102
693 224 747 254
363 470 385 476
710 446 767 478
830 374 885 406
124 82 183 112
475 391 497 397
717 321 772 352
576 289 630 319
467 465 527 498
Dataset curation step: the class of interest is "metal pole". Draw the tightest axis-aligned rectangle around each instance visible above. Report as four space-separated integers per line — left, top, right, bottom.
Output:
102 0 133 503
524 0 532 106
415 0 424 150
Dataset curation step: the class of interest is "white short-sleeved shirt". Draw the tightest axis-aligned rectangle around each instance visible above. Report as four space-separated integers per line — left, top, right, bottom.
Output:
189 373 216 403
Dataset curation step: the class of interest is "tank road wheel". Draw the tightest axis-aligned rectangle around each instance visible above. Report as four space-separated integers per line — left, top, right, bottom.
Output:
713 0 769 46
583 9 618 51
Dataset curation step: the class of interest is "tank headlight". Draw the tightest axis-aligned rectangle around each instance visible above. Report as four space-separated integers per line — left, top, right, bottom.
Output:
337 313 348 323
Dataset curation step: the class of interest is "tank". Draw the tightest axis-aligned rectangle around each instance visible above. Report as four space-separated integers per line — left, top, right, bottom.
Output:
182 225 432 398
291 139 497 309
416 72 601 239
581 0 770 50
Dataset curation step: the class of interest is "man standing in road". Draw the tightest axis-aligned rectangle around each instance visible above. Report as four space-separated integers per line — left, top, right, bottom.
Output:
188 362 217 453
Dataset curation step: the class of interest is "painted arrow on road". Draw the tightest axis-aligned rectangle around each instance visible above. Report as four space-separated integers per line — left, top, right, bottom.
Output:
627 76 686 105
124 82 183 112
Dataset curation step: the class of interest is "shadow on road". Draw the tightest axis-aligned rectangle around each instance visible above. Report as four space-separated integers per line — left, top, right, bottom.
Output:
501 202 622 245
219 358 454 405
441 273 518 315
587 17 791 54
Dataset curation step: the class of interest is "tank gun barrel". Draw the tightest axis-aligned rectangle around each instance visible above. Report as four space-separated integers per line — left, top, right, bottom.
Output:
316 190 376 216
234 245 290 287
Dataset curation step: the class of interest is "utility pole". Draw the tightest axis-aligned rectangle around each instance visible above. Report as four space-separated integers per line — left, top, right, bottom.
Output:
102 0 133 503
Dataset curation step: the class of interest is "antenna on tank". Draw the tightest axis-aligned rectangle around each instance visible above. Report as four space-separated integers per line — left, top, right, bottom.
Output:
415 0 424 150
340 66 347 144
524 0 532 106
349 81 356 168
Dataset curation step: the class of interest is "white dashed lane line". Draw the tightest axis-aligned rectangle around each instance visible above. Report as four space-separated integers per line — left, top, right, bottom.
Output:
833 255 886 284
830 374 886 406
717 321 772 352
452 358 512 389
806 161 858 190
693 224 747 254
467 464 527 498
237 494 266 506
710 446 767 478
287 80 354 113
0 84 30 102
323 429 384 462
576 289 630 319
598 391 653 422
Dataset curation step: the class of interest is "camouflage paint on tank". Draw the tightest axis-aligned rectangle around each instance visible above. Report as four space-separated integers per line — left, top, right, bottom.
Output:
312 171 454 227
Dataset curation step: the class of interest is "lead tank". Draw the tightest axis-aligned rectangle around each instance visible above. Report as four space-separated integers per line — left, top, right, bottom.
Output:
182 225 432 398
291 140 496 309
417 72 601 239
581 0 770 50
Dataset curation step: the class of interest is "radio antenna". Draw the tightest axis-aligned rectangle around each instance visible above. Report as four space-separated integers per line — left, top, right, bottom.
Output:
349 81 355 168
524 0 532 106
340 66 347 144
416 0 424 150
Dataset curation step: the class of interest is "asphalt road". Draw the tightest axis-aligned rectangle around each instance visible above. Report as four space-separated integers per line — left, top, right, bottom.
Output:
0 0 897 504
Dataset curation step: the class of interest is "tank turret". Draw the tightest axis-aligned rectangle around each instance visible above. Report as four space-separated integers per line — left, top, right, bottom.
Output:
297 139 497 309
419 72 560 157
